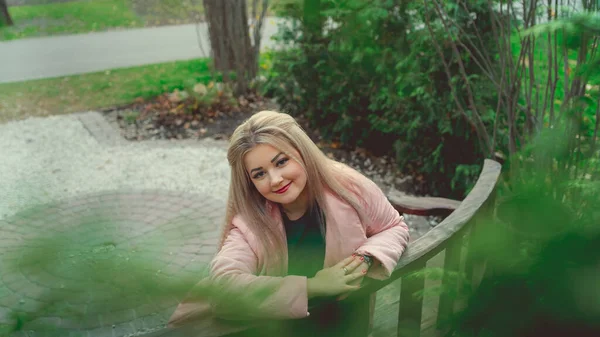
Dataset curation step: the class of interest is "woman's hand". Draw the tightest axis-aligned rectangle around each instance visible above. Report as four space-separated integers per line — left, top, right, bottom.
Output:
336 256 370 301
307 255 368 298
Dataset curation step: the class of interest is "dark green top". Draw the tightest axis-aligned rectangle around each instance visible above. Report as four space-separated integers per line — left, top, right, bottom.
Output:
282 205 326 279
277 205 370 337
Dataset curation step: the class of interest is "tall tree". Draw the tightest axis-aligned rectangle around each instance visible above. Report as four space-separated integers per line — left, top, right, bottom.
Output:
203 0 269 94
0 0 13 27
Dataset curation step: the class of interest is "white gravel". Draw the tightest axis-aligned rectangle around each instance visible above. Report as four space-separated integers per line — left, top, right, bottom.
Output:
0 113 434 239
0 114 232 221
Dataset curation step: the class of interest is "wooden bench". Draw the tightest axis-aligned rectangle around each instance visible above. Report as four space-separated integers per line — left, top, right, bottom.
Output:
148 159 502 337
364 159 502 336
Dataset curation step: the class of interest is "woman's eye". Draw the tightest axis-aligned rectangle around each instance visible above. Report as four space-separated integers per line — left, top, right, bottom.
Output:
277 158 289 166
253 171 265 179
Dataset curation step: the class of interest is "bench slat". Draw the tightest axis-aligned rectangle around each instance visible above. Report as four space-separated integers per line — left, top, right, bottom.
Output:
388 194 462 217
398 260 427 337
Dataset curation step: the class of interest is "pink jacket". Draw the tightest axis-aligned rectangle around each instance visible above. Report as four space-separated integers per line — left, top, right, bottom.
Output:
169 169 410 325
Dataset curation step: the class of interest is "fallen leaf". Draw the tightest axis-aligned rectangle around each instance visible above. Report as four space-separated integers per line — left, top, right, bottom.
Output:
194 83 208 95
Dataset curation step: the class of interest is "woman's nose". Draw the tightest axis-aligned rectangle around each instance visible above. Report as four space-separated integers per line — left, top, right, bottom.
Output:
270 172 283 187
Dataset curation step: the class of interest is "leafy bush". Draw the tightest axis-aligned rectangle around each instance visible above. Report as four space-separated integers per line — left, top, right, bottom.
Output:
263 0 500 197
444 124 600 337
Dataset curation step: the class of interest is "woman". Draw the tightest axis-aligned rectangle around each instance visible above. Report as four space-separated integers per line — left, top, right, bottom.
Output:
169 110 410 337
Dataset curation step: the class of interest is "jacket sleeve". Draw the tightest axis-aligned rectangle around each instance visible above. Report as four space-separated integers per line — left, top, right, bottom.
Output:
207 226 309 320
353 176 410 280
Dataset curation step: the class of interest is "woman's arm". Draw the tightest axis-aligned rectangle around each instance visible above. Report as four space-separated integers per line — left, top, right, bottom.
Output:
353 176 410 280
208 226 310 320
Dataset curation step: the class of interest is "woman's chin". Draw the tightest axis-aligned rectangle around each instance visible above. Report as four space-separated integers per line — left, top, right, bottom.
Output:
271 189 299 205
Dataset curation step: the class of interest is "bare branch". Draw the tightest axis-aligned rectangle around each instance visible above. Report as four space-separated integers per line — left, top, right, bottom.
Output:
422 1 486 151
457 0 497 74
591 98 600 158
429 0 493 156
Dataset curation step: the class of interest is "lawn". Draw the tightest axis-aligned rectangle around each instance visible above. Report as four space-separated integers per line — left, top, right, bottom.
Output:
1 0 275 41
0 0 144 41
0 58 214 123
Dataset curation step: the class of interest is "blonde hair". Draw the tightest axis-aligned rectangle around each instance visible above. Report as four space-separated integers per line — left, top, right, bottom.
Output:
221 110 367 274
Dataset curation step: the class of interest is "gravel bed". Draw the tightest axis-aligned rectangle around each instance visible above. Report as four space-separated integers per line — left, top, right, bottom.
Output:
0 111 439 239
102 100 441 238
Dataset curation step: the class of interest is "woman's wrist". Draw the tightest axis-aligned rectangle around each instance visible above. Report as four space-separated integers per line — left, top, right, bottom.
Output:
354 253 373 269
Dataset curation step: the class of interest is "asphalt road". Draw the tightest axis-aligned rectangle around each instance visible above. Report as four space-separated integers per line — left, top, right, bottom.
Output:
0 17 285 83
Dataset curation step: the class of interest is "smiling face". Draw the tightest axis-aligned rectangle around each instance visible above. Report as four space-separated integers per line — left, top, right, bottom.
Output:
244 144 308 214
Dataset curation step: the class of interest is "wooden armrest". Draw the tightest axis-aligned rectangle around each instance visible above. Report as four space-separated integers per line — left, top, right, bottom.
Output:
388 193 462 217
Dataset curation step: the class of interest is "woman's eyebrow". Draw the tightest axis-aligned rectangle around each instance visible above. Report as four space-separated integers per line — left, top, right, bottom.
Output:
270 152 284 163
250 152 285 173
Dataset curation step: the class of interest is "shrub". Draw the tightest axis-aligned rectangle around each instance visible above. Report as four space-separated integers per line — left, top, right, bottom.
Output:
263 0 499 197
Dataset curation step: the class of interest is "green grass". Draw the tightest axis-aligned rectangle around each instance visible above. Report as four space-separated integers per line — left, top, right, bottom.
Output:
0 0 144 41
129 0 204 27
1 0 277 41
0 58 214 123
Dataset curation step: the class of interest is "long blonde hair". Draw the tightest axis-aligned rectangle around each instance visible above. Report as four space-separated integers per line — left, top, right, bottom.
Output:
221 110 367 274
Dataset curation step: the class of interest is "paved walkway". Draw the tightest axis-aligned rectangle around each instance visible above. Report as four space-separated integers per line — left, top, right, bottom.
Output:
0 17 286 83
2 191 224 337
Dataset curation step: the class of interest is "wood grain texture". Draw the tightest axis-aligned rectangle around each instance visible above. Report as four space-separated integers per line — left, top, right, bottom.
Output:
397 261 426 337
437 236 462 325
388 194 462 217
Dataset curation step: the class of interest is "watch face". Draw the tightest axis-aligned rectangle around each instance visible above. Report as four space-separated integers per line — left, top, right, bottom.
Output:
363 255 373 266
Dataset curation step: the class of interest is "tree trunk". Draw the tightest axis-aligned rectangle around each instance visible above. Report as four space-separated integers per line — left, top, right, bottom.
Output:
0 0 13 27
203 0 258 95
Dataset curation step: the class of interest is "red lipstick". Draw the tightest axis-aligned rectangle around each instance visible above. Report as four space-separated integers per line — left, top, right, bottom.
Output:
274 182 292 194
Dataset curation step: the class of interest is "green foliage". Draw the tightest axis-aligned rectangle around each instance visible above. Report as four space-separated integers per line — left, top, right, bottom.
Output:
0 214 206 336
405 267 471 301
442 125 600 337
184 81 236 109
263 0 499 197
402 105 600 335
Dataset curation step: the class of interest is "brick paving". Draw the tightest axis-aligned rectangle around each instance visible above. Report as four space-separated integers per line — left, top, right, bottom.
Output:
0 190 225 337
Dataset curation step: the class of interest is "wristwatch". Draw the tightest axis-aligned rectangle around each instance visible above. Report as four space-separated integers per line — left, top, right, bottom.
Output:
361 254 374 268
